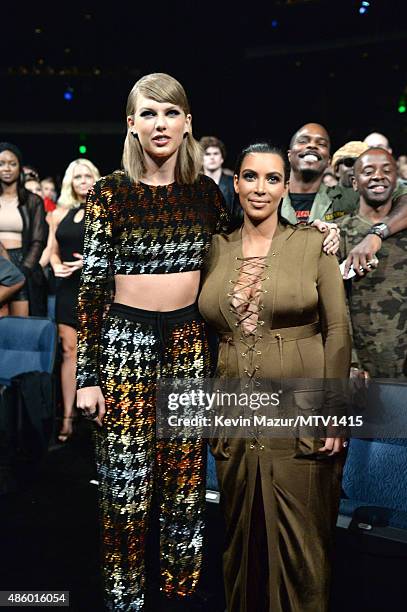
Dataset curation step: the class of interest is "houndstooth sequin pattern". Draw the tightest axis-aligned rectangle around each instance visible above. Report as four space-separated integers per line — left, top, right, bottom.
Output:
94 305 211 611
77 171 229 389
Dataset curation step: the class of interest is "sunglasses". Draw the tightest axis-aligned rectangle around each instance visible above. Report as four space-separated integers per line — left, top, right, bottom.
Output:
339 157 357 168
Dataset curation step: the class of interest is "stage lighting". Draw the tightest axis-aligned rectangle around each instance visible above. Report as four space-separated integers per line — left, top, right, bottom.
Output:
79 145 87 154
272 19 278 28
359 0 370 14
64 87 74 101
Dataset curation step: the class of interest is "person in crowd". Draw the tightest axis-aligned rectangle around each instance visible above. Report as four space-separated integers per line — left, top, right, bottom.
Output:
75 73 230 611
340 148 407 378
22 165 40 182
0 244 25 316
41 177 57 213
331 141 369 188
200 135 242 223
199 142 351 612
41 177 57 202
49 159 100 443
364 131 392 153
322 167 338 187
284 124 365 226
397 155 407 186
0 143 48 316
24 178 44 198
281 123 407 278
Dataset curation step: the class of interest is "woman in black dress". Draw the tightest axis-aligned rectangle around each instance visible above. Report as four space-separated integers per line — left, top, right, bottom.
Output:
50 159 100 441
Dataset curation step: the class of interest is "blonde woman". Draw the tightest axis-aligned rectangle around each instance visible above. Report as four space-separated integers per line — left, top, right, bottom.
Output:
75 73 229 611
50 159 100 442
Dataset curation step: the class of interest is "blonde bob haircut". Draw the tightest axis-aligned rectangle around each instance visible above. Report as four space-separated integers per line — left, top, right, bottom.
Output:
57 158 101 209
122 73 202 184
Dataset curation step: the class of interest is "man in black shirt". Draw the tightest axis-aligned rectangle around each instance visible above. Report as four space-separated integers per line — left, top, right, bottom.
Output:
282 123 360 226
288 192 319 223
281 123 407 273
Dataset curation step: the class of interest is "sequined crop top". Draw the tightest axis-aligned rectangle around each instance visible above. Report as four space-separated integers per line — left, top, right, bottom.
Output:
77 170 230 388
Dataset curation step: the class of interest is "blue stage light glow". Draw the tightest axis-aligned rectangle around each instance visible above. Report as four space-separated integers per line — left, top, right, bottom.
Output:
271 19 278 28
359 0 370 13
64 88 74 101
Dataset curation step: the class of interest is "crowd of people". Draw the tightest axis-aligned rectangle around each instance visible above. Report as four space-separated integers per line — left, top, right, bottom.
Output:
0 71 407 612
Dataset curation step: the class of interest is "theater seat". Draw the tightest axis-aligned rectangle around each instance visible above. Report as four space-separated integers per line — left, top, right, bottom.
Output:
0 316 57 386
0 317 58 492
206 451 218 491
341 381 407 530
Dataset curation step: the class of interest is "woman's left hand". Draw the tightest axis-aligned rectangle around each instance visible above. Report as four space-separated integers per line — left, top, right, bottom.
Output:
318 437 347 455
62 253 83 272
312 220 340 255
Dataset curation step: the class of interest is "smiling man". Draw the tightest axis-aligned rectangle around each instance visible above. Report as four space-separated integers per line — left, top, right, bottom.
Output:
282 123 361 225
340 148 407 378
281 123 407 269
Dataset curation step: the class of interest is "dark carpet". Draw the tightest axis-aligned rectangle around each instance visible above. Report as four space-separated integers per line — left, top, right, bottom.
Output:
1 419 406 611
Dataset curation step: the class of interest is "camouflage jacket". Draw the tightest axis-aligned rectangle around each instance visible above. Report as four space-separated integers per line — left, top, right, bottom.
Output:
339 210 407 378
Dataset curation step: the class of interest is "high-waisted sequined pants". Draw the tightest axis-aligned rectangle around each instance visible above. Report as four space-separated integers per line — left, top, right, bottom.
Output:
94 302 211 611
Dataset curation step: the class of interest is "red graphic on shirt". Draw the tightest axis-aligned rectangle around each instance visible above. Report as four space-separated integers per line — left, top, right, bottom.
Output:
295 210 310 221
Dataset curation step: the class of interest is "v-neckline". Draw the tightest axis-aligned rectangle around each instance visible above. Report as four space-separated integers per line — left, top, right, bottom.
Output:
238 222 285 261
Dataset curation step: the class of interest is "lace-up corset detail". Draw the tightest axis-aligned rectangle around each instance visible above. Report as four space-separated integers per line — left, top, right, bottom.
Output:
230 257 269 335
228 256 270 387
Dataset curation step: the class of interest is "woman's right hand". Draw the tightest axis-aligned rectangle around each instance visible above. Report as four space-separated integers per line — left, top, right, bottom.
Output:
77 386 106 427
53 262 75 278
62 253 84 273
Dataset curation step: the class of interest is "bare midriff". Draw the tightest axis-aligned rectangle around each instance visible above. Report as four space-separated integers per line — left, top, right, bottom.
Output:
114 270 201 312
0 237 22 249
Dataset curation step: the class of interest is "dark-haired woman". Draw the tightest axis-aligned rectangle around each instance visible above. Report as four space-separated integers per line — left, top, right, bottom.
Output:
199 143 351 612
0 142 48 316
76 73 229 611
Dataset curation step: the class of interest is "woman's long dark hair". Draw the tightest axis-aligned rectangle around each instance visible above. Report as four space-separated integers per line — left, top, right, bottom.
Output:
0 142 28 204
231 142 290 229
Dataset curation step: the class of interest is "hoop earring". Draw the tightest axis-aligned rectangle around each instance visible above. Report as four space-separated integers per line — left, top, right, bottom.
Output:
132 132 139 141
183 132 188 139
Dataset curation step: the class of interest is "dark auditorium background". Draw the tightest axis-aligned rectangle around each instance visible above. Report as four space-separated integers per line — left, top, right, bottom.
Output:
1 2 407 611
1 0 406 182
